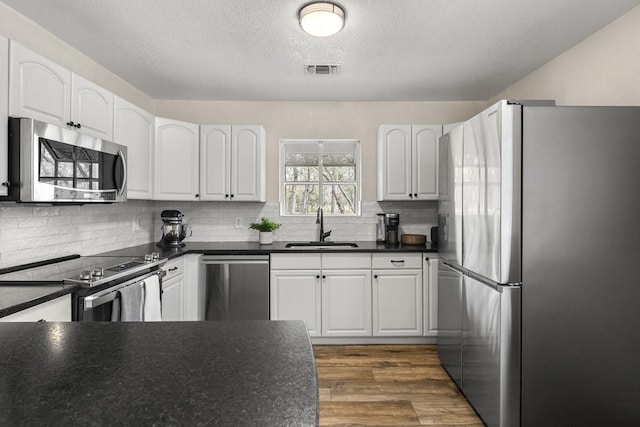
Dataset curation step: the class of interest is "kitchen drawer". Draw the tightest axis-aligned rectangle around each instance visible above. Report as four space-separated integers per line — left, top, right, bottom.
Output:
271 253 321 270
163 256 185 280
0 294 71 322
322 253 371 269
372 253 422 269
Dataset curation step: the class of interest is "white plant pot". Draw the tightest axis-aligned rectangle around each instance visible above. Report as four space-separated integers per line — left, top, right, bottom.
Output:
259 231 273 244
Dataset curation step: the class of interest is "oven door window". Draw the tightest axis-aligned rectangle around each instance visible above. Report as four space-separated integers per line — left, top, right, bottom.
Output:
39 138 123 201
80 294 121 321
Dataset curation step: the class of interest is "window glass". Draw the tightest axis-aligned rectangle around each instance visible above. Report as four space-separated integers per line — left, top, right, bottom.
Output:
281 140 360 216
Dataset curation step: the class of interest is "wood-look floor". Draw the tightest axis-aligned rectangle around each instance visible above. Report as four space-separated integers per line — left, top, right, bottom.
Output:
314 345 484 426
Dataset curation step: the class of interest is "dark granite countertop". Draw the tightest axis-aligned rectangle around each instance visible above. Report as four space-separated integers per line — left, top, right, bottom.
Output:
0 284 78 318
0 240 438 319
0 320 318 426
101 240 438 260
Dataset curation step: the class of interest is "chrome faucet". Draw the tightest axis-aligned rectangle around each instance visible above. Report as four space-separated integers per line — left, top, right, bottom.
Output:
316 207 331 242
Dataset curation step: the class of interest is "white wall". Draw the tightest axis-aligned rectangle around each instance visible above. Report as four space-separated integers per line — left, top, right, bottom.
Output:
0 2 155 112
155 100 485 201
490 6 640 106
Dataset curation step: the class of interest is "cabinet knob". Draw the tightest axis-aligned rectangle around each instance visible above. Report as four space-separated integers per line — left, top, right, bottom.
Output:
316 275 320 279
374 275 378 279
414 193 418 197
195 194 200 198
322 275 326 279
225 194 229 198
67 121 74 127
76 123 82 129
230 194 234 198
1 181 9 188
408 193 412 198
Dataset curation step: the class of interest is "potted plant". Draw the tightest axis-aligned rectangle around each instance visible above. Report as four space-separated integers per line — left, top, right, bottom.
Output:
249 217 281 244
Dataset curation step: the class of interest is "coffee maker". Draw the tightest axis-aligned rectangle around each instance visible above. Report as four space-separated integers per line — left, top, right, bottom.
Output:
383 213 400 246
157 210 192 247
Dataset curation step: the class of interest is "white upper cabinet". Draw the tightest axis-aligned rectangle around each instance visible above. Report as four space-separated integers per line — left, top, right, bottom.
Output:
377 125 412 201
9 41 114 139
114 96 155 199
154 117 200 201
9 40 71 127
377 124 441 201
70 74 114 140
200 124 266 202
200 125 231 200
412 125 440 199
0 36 8 196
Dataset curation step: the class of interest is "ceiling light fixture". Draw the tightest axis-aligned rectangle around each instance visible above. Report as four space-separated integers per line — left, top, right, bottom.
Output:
299 2 345 37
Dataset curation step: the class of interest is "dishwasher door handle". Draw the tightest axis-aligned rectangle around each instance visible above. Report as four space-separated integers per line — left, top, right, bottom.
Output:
200 256 269 264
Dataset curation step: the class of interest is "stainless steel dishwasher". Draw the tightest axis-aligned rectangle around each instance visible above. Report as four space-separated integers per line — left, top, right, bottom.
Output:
200 255 270 320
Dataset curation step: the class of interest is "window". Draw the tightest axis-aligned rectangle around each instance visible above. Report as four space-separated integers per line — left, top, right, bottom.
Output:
281 139 360 216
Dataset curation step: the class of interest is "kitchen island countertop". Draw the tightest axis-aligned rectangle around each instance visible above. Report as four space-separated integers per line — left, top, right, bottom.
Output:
0 320 318 426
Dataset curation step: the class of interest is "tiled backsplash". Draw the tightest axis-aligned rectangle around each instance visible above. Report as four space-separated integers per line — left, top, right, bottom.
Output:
161 201 437 243
0 200 437 268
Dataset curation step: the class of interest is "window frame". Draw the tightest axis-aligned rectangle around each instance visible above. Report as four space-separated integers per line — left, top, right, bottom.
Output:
279 139 361 216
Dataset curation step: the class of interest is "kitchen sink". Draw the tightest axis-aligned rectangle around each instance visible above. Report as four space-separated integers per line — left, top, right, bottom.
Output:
284 242 359 249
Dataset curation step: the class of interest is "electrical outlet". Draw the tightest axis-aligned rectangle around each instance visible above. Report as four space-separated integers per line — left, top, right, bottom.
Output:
234 217 242 228
132 217 140 231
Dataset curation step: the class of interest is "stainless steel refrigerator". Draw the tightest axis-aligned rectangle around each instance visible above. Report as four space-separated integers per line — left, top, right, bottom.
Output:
437 100 640 426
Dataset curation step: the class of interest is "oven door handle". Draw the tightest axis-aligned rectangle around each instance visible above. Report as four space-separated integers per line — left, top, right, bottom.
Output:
83 270 166 309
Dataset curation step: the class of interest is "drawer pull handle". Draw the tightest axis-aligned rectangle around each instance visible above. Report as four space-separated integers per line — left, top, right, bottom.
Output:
168 267 178 272
390 260 405 264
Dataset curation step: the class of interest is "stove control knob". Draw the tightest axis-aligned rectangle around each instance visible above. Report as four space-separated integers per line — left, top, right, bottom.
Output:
79 270 92 281
144 254 153 262
92 268 104 277
151 252 160 261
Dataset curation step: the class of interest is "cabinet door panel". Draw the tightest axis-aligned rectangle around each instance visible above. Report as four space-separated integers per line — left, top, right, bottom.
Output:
373 269 422 336
114 96 154 199
162 276 184 321
71 74 114 140
377 125 412 201
200 125 230 201
9 41 70 127
270 270 321 337
154 118 200 200
230 125 265 201
412 125 441 200
322 269 372 337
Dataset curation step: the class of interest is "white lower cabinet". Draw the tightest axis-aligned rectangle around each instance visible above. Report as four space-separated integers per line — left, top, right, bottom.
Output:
0 294 71 322
270 251 431 340
372 253 423 336
160 254 201 321
161 257 185 321
270 269 322 337
373 269 422 336
161 274 184 321
322 269 372 337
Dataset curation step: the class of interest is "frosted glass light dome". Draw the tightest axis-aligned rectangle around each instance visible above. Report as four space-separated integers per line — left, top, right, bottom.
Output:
299 2 345 37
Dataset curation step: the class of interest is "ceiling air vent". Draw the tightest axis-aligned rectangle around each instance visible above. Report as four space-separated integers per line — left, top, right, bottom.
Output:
305 64 341 75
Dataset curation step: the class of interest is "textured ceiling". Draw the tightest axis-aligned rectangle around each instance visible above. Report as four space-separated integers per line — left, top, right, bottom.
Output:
3 0 639 101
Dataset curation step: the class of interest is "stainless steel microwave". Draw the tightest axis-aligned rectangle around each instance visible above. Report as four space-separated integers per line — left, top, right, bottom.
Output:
2 117 127 203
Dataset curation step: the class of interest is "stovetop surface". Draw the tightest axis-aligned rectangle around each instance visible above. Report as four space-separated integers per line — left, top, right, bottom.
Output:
0 256 163 286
